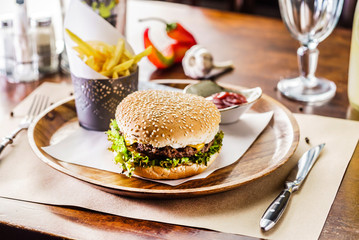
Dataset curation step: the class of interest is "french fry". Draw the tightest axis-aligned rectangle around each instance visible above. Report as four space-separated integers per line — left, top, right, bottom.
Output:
66 29 152 78
133 46 152 63
101 58 111 72
72 46 89 59
123 69 130 76
129 64 137 73
66 29 106 62
99 70 110 78
72 45 91 57
124 49 134 59
105 39 125 71
90 41 116 56
116 69 130 77
101 59 134 77
85 56 101 72
113 59 134 73
94 45 111 56
113 71 119 79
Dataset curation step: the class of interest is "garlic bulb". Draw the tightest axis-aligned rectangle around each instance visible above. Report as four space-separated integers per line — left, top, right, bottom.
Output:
182 45 233 79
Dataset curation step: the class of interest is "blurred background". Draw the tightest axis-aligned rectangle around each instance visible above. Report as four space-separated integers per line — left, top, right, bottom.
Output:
0 0 356 82
159 0 357 28
0 0 357 30
0 0 66 51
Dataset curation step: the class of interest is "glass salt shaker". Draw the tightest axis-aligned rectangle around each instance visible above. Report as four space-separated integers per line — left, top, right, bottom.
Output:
31 17 59 74
12 0 39 83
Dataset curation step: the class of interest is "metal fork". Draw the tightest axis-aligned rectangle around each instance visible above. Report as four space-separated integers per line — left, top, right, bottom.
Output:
0 95 49 156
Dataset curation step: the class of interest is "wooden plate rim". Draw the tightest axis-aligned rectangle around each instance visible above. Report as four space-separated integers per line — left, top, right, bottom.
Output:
28 92 299 198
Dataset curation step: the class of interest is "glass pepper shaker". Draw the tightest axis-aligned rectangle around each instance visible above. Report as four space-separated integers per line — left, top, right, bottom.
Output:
31 17 59 74
0 19 14 77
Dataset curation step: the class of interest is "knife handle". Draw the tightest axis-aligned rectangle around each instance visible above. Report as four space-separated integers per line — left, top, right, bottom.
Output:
260 189 292 231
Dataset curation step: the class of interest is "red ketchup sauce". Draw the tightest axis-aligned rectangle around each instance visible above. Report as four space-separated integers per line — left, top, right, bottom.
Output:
206 92 247 109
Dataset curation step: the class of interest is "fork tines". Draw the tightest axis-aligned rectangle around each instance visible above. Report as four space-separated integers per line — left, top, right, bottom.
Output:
27 95 50 118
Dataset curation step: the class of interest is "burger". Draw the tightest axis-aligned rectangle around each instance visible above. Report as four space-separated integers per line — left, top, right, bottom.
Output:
107 90 223 179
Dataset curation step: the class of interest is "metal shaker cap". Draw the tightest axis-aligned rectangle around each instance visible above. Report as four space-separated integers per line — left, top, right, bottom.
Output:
0 19 13 29
30 17 52 27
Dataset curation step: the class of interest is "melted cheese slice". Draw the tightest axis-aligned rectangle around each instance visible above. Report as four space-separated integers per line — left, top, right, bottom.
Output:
188 143 205 151
124 136 135 146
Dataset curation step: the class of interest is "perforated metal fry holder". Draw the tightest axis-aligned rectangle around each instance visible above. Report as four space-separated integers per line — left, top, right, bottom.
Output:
71 69 138 131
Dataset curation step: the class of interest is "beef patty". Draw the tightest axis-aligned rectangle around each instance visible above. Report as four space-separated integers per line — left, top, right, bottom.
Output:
131 139 215 159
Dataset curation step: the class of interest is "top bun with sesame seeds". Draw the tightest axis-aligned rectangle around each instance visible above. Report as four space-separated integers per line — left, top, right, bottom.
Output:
116 90 220 148
107 90 224 179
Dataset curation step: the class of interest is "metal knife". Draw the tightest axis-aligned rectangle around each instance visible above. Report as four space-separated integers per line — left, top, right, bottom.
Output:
260 143 325 231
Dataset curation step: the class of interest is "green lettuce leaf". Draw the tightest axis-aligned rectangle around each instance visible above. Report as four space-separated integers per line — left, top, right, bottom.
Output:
107 119 223 177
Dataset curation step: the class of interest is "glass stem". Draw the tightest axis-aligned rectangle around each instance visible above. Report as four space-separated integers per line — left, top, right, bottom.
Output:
297 44 319 88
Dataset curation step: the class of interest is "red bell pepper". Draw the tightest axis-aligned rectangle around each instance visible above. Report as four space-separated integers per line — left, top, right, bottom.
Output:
140 18 197 69
140 17 197 44
171 42 196 63
143 28 174 69
164 22 197 44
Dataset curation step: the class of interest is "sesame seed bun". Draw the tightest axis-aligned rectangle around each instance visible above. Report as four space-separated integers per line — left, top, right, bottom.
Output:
115 90 221 148
134 152 218 180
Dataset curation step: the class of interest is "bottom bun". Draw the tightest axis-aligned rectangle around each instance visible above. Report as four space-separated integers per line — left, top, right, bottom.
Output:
134 152 219 180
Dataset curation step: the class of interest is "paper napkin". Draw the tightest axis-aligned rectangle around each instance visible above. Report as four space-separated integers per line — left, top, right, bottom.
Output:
42 111 273 186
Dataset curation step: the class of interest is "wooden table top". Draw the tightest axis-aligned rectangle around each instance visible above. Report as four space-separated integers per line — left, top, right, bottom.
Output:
0 0 358 239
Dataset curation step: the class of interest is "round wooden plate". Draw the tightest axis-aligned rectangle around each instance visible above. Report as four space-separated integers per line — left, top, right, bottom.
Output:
28 91 299 199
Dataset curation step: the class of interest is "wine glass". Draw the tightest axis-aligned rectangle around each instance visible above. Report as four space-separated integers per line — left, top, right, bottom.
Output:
278 0 344 102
